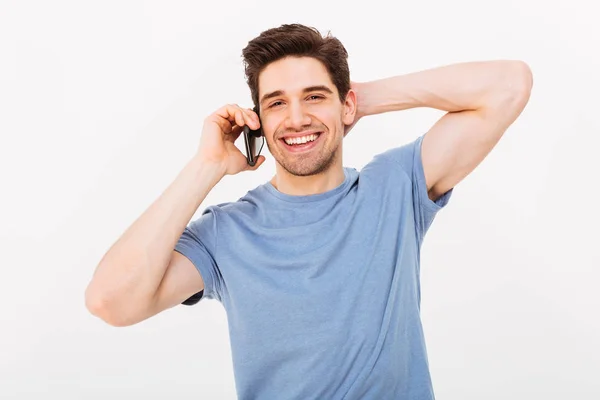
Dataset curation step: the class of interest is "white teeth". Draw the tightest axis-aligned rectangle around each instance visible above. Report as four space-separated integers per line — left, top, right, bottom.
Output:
284 133 319 145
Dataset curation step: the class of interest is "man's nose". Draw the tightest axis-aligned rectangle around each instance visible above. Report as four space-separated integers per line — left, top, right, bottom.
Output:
283 102 312 131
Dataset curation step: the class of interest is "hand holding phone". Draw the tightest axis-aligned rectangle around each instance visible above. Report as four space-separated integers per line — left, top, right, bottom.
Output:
196 104 264 176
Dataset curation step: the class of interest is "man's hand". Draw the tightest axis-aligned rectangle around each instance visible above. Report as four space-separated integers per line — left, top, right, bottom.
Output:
197 104 266 176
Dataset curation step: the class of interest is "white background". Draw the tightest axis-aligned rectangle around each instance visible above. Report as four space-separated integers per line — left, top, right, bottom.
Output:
1 0 599 399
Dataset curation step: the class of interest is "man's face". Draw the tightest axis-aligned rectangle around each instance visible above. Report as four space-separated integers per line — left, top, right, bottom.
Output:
257 56 354 177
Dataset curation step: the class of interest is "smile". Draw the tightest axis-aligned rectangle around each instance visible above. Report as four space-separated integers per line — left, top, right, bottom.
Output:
280 132 323 153
283 133 320 145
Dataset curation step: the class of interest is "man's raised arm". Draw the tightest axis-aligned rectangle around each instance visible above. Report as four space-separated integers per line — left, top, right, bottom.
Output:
351 60 533 200
85 104 265 326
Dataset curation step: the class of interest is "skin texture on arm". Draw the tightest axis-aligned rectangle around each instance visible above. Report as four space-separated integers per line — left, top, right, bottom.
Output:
350 60 533 200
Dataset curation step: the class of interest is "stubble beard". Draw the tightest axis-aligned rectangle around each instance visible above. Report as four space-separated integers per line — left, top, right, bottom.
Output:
267 133 341 177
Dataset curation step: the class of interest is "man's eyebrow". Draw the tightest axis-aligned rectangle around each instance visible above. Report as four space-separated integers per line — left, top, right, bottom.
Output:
260 85 334 105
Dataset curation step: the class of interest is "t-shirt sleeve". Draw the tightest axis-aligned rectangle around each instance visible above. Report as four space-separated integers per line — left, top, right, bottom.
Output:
174 206 223 303
378 133 453 246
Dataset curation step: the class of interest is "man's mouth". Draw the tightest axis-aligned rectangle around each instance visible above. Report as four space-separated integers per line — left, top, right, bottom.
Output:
280 132 323 153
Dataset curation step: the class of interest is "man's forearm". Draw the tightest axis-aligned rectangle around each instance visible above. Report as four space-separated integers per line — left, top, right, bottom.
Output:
85 156 224 317
355 60 532 117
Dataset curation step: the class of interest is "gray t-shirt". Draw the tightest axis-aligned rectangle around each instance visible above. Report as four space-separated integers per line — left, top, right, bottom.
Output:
175 133 452 399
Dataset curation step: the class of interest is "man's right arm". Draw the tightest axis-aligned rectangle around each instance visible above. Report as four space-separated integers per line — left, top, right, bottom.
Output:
85 104 265 327
85 157 223 327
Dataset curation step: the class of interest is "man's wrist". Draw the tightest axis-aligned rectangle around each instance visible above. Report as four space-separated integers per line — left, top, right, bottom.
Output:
188 155 226 187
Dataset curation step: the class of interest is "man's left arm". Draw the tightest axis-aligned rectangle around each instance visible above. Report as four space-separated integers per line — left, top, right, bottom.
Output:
350 60 533 201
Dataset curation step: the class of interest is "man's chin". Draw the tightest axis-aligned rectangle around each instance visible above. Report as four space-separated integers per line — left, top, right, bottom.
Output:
278 156 336 177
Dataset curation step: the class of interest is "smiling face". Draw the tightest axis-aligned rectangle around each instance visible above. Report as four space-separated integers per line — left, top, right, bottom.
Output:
257 56 356 177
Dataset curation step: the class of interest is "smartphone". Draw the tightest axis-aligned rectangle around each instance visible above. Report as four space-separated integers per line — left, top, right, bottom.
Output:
242 108 264 166
243 125 264 166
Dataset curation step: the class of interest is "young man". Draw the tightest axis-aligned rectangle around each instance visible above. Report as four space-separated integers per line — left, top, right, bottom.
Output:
86 24 532 399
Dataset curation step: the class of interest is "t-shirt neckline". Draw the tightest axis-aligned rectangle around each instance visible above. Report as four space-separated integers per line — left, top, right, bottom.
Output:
263 168 353 203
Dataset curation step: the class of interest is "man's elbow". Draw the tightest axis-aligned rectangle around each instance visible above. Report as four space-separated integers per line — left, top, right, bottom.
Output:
504 60 533 103
486 61 533 113
85 288 138 327
513 60 533 97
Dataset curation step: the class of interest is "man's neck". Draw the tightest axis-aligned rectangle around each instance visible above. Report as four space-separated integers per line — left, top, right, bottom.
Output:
270 164 345 196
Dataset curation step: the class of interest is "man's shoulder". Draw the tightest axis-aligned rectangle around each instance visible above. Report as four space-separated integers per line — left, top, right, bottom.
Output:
203 183 269 217
357 150 410 183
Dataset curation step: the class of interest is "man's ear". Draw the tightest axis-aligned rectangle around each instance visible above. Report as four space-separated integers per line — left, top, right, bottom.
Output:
342 87 358 126
342 85 360 137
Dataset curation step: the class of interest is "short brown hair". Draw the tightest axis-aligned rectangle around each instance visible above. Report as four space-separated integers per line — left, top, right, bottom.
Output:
241 24 350 113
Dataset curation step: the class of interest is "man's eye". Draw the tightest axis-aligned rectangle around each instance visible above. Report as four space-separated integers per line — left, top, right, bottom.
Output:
269 96 321 108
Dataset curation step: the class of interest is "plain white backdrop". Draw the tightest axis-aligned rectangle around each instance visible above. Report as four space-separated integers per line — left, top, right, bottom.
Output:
1 0 599 399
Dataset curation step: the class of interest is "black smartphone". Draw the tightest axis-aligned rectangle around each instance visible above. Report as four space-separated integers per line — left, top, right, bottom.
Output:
242 108 264 166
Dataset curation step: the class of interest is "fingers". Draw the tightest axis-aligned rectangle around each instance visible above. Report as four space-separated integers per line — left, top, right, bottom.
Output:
223 123 244 142
233 108 245 128
213 104 260 131
240 107 260 129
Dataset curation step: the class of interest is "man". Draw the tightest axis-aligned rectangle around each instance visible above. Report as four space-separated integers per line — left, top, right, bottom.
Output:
85 24 532 399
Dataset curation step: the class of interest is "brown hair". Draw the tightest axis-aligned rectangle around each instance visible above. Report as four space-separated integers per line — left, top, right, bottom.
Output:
241 24 350 113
